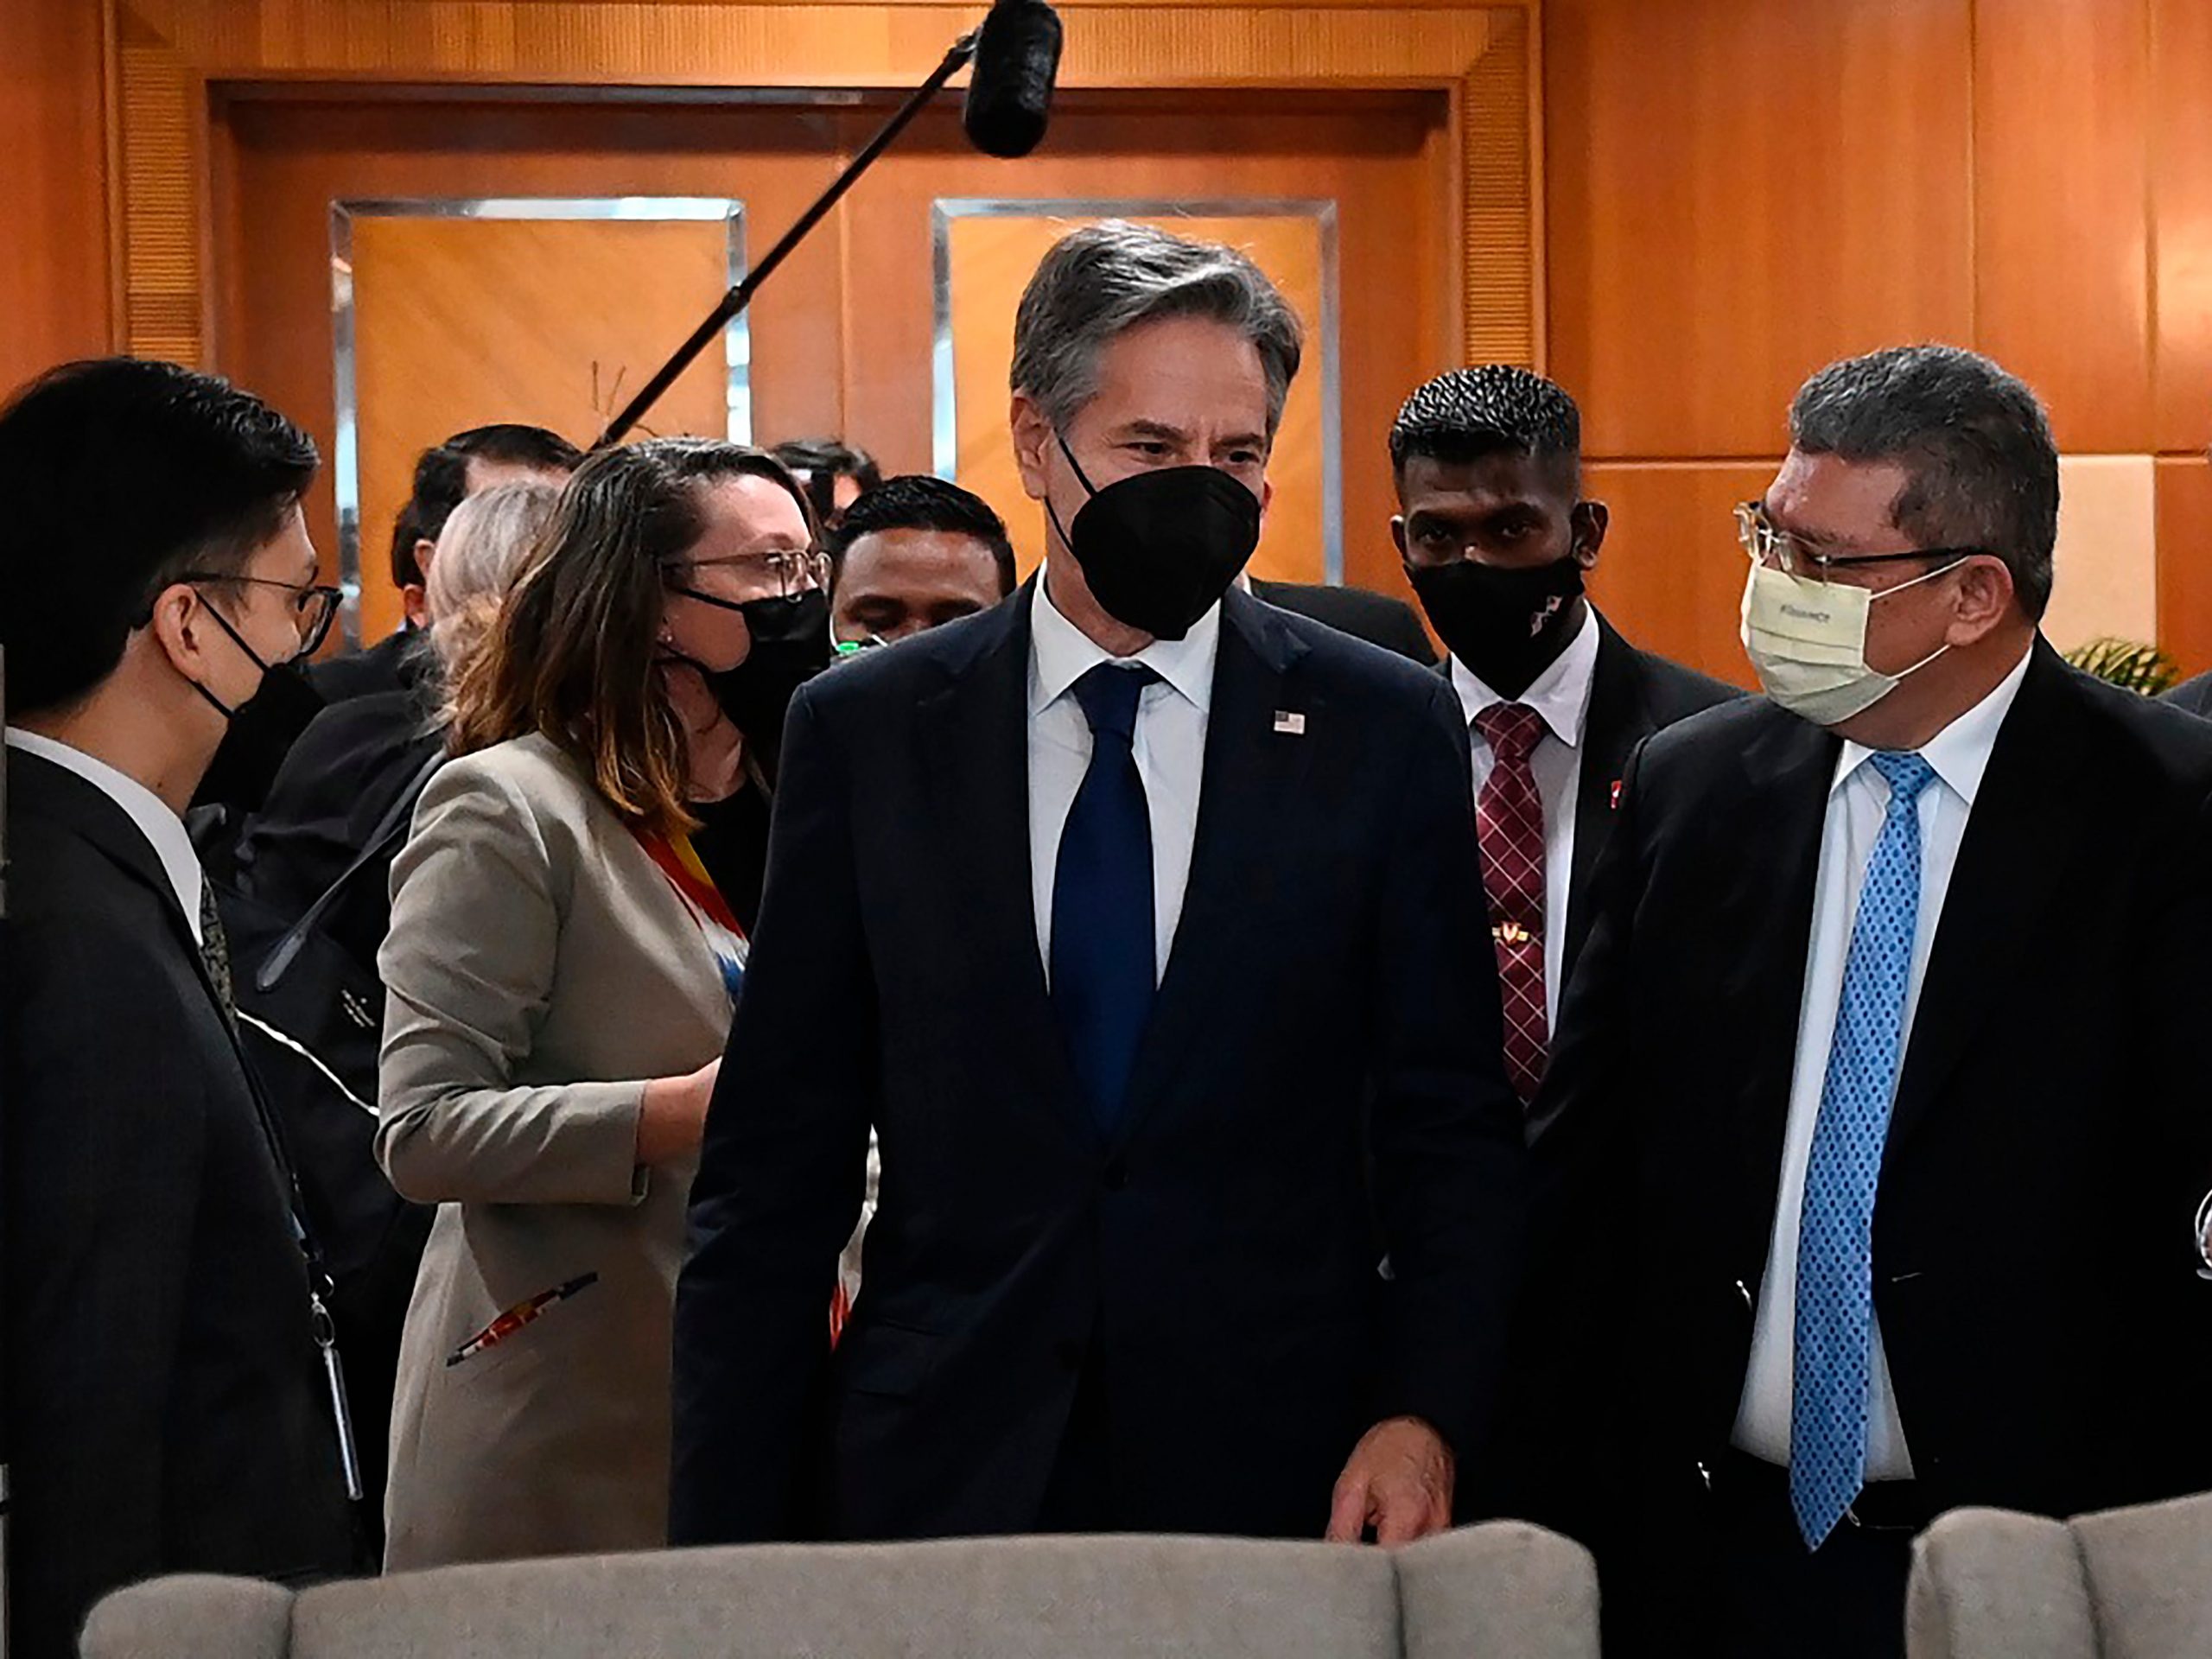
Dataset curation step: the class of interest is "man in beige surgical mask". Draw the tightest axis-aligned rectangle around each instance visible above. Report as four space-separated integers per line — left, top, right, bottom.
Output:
1510 344 2212 1659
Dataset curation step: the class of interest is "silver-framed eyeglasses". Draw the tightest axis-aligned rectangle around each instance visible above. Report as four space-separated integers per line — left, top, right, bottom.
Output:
1735 500 1989 585
680 546 830 599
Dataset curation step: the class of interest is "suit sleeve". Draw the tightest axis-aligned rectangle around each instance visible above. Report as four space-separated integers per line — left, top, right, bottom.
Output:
1365 677 1529 1459
671 689 876 1544
5 913 208 1655
375 761 646 1205
1487 734 1650 1537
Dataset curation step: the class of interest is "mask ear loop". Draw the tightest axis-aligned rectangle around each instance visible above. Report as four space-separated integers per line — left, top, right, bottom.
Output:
185 587 281 720
1045 430 1100 559
1866 555 1971 681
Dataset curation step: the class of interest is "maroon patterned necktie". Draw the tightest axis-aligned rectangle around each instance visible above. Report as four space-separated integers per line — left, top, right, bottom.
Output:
1473 702 1548 1103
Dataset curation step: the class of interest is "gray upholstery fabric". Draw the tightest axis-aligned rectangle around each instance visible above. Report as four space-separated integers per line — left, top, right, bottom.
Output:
2069 1492 2212 1659
79 1573 294 1659
1395 1522 1599 1659
304 1536 1399 1659
80 1525 1607 1657
1907 1510 2096 1659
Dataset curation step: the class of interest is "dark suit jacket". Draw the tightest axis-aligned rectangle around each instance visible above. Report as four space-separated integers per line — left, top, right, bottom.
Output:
1447 611 1738 977
2160 666 2212 717
1249 576 1437 665
1522 640 2212 1637
308 626 433 707
671 584 1527 1545
2 750 354 1658
233 687 442 971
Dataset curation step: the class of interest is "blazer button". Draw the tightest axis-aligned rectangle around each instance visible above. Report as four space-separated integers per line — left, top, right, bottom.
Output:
1103 1159 1128 1191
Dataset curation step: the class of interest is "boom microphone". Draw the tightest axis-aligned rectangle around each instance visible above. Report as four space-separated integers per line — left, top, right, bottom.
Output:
962 0 1064 160
594 0 1065 448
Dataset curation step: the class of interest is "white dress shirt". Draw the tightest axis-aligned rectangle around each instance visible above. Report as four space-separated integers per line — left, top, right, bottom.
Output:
1449 607 1601 1027
1732 647 2032 1478
5 727 205 944
1028 570 1218 984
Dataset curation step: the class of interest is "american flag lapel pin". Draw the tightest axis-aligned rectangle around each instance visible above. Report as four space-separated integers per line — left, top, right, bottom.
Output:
1610 779 1624 810
1274 710 1306 736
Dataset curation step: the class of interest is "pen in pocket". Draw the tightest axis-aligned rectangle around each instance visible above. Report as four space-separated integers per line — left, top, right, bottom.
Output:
446 1272 599 1368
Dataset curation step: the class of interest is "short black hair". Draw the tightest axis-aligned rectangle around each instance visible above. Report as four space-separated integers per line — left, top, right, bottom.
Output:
1389 365 1582 491
1789 344 2059 620
0 357 318 716
828 474 1017 598
392 423 583 588
771 437 883 525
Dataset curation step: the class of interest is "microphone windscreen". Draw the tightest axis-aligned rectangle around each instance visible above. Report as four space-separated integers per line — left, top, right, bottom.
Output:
962 0 1063 159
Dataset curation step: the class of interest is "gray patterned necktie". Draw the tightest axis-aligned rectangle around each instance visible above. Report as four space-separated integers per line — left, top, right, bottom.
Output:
198 880 238 1028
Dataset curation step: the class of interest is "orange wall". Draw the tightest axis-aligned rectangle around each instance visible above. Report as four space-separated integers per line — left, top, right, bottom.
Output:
0 0 112 392
9 0 2211 681
1548 0 2212 683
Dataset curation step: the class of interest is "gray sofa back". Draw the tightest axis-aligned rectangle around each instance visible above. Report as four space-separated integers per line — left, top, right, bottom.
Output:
1909 1492 2212 1659
82 1524 1598 1659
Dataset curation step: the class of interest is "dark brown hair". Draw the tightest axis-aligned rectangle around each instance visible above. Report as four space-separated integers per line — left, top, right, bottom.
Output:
447 437 812 834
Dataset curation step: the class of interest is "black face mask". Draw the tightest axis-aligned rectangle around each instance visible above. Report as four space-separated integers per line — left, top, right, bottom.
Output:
188 606 327 814
667 586 834 782
1047 435 1262 640
1408 554 1587 700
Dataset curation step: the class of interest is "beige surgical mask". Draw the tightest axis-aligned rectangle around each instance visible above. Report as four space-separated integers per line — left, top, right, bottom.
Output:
1738 558 1962 727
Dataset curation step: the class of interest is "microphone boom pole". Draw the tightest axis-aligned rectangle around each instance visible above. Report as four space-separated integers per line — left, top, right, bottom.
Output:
593 33 981 450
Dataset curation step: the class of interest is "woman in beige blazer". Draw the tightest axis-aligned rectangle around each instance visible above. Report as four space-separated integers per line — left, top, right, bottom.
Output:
377 438 828 1570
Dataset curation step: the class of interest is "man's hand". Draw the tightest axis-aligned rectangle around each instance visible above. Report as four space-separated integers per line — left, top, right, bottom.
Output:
1325 1415 1455 1544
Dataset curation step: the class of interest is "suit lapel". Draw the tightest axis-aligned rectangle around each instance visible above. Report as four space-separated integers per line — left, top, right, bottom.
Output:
8 747 207 973
1116 590 1314 1147
918 586 1089 1135
1726 709 1840 1243
1885 640 2090 1154
1564 617 1649 971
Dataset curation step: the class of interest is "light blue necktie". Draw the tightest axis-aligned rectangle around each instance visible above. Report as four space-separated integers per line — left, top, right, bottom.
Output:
1791 749 1938 1548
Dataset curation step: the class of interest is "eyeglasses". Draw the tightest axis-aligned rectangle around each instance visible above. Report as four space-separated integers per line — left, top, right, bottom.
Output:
177 571 343 655
1734 500 1989 584
685 547 830 599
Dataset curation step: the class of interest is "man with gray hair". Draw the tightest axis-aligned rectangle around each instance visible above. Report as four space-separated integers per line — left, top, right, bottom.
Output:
1519 343 2212 1657
673 221 1526 1545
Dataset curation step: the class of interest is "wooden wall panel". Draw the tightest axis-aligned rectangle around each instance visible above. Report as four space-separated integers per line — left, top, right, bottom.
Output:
2152 0 2212 455
0 0 112 393
1580 461 1777 688
219 99 850 607
347 213 734 640
1543 0 1974 462
2156 456 2212 673
1974 0 2153 454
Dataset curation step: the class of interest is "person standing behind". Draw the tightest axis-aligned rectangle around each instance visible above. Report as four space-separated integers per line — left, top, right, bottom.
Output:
315 422 582 705
772 436 882 532
0 358 355 1656
672 221 1525 1548
1390 365 1733 1109
1529 345 2212 1657
828 474 1016 646
376 440 823 1568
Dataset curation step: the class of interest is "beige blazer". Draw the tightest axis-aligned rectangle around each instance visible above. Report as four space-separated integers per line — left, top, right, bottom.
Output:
377 734 732 1572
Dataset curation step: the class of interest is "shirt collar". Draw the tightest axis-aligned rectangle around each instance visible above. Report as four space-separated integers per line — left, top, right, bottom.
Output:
1832 645 2034 806
5 728 206 943
1448 606 1600 751
1030 564 1222 716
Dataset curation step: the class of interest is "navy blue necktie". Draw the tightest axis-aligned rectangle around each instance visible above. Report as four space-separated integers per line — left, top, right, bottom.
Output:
1051 663 1160 1135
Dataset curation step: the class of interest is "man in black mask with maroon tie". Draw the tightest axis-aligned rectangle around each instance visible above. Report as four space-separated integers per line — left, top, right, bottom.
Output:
673 222 1527 1546
1393 366 1735 1115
